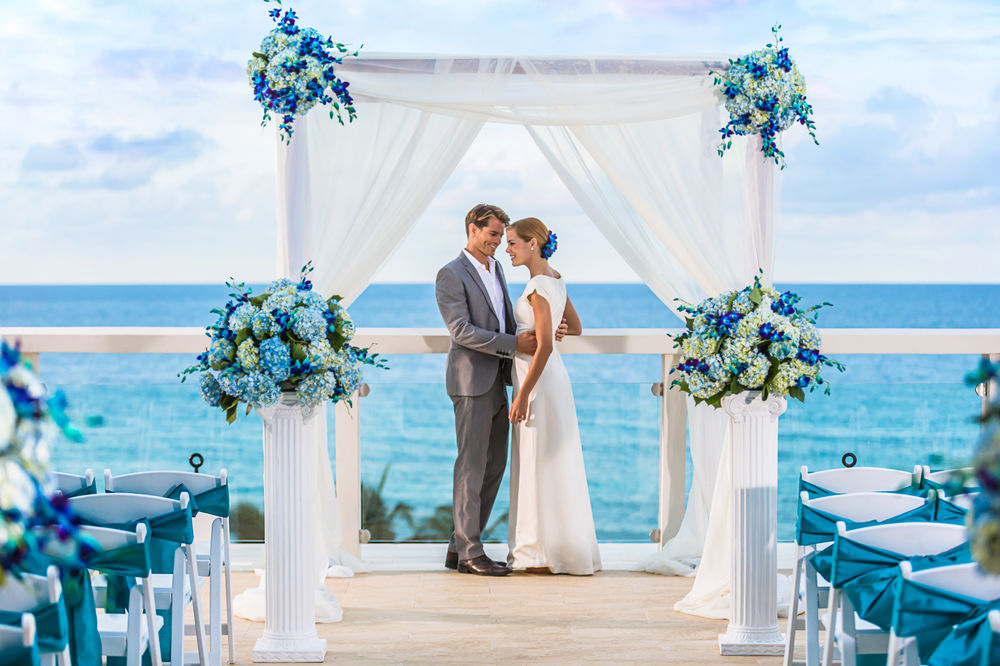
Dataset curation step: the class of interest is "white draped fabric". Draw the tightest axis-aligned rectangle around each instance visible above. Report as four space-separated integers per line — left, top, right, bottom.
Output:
271 55 777 616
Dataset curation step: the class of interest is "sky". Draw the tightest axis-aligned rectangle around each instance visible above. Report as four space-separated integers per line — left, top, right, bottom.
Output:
1 0 998 285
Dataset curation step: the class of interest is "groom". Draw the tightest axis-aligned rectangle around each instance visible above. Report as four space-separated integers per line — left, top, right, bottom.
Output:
435 203 534 576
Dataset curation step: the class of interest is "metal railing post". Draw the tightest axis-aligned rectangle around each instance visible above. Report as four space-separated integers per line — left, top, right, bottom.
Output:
657 354 687 548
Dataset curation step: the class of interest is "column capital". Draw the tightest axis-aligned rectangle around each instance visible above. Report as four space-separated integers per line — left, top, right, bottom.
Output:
722 391 787 422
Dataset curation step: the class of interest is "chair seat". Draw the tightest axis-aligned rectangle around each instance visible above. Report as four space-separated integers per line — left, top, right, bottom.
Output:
97 612 163 655
93 573 203 610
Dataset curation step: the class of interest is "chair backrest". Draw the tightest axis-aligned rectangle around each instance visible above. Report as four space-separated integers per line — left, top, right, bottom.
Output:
923 466 976 487
69 492 186 524
0 566 60 612
991 609 1000 632
837 521 967 556
105 469 227 496
0 613 34 649
802 491 926 522
942 490 979 513
901 561 1000 602
51 469 95 495
79 523 147 550
801 465 919 494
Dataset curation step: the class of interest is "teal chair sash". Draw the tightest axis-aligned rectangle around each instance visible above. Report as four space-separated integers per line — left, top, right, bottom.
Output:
0 643 40 666
77 508 191 665
164 482 230 518
892 573 1000 664
21 549 102 666
78 504 193 574
61 481 98 498
803 497 962 581
798 476 923 499
830 536 970 630
0 599 69 654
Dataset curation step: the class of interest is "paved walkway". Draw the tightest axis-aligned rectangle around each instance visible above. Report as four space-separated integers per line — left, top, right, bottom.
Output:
226 569 787 664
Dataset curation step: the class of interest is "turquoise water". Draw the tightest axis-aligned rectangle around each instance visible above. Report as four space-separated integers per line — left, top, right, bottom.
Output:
1 283 997 541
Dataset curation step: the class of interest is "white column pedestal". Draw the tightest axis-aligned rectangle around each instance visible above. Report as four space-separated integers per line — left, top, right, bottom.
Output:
718 392 786 656
254 394 328 663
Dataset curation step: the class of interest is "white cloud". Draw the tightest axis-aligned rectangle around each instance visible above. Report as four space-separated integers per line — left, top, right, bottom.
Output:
0 0 997 284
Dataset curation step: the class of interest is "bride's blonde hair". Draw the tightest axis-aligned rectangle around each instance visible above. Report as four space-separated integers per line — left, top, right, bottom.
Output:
510 217 556 258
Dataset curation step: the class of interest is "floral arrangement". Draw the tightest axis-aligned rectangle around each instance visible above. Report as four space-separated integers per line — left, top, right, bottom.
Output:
541 231 558 259
963 360 1000 572
0 341 86 580
247 0 359 142
670 277 843 408
712 25 818 168
181 264 384 423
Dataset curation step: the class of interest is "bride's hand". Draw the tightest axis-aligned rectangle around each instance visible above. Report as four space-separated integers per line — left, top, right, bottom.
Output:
509 394 528 424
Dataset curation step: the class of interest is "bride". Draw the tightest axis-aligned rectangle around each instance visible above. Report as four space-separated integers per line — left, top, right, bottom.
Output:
504 217 602 575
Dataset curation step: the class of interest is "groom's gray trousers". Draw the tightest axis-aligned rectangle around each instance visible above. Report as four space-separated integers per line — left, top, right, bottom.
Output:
450 369 510 560
436 254 517 561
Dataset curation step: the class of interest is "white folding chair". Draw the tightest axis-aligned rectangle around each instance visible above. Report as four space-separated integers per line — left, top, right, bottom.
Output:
0 613 38 664
51 469 96 497
70 492 207 666
799 465 922 496
784 490 927 666
105 469 233 665
887 561 1000 665
82 524 163 666
922 465 976 490
821 522 967 666
0 566 69 666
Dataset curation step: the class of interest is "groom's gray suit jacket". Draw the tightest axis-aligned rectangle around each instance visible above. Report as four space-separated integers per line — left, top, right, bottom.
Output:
435 253 516 396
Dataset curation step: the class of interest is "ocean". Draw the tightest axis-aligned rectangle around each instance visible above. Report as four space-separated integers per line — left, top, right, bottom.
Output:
1 283 998 542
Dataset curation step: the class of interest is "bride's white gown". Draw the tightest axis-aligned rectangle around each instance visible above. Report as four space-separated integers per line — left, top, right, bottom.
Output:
508 275 601 575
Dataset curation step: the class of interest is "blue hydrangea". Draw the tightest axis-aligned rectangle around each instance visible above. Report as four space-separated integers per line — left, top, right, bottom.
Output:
299 290 327 309
267 278 295 292
209 338 235 370
686 371 726 399
200 373 222 407
737 354 770 389
770 340 797 360
252 310 277 339
731 290 755 314
239 371 281 406
263 291 297 315
237 339 260 370
796 320 821 350
704 354 727 381
307 340 336 370
228 303 258 332
216 366 243 396
260 337 291 382
295 372 334 405
292 306 327 342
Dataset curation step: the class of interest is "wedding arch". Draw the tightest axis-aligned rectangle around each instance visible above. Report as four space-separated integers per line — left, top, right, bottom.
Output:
276 54 777 615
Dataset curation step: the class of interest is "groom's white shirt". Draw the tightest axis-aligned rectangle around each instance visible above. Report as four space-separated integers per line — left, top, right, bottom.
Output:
462 249 506 334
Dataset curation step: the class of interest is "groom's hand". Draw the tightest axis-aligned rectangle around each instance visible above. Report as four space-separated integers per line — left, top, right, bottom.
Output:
554 318 569 342
516 331 537 354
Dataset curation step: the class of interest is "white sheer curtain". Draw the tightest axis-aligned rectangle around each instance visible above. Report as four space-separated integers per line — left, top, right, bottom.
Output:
270 56 778 614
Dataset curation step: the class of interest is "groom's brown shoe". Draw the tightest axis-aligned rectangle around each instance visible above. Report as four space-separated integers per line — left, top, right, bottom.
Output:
458 554 512 576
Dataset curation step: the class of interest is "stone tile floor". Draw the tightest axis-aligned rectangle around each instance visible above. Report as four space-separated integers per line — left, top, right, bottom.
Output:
224 569 787 665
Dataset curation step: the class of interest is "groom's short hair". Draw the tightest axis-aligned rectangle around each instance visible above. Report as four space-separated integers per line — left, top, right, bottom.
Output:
466 204 509 236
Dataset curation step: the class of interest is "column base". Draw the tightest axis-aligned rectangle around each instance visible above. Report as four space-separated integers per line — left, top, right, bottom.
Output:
718 626 785 656
253 635 327 662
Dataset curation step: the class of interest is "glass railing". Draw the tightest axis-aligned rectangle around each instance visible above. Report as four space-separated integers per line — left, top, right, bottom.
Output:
37 350 991 544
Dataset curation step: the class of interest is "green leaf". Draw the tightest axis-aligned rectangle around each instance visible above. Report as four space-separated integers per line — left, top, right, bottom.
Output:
789 387 806 402
251 294 267 307
749 286 762 305
235 328 252 346
291 343 306 361
226 406 237 424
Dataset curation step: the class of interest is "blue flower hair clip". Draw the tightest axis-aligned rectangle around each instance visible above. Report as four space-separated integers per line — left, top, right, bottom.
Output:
541 231 557 259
